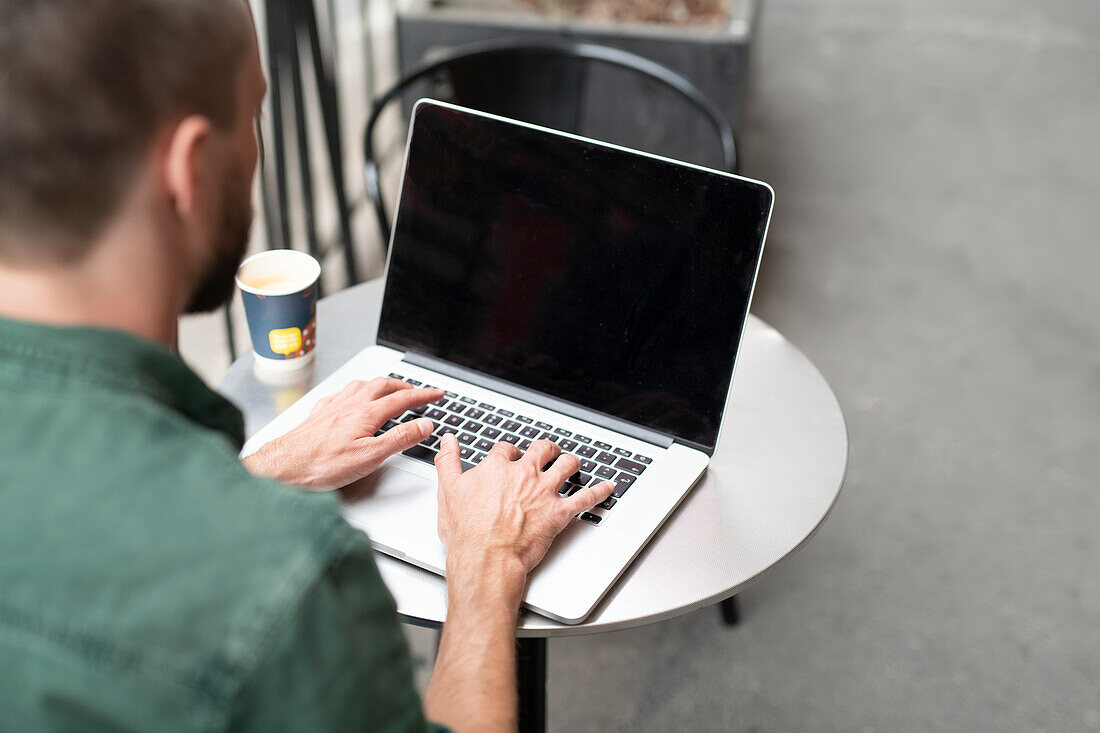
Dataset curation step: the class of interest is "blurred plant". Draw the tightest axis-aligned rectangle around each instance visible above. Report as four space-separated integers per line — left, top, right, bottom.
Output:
517 0 732 25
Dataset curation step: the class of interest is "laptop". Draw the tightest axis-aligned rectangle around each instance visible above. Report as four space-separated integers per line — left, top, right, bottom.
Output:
243 99 774 624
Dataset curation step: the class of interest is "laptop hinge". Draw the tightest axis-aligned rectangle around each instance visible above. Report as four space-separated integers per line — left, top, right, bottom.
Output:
400 351 675 449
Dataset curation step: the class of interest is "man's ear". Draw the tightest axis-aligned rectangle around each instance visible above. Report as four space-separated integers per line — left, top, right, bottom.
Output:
162 115 213 219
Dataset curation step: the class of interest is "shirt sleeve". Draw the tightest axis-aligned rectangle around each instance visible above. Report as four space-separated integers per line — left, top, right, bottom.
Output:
226 528 452 733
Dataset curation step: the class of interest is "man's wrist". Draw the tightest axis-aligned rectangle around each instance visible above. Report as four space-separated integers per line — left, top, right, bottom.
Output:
242 438 312 487
446 545 527 616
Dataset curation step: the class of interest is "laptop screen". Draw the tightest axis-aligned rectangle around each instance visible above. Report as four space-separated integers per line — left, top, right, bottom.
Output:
378 102 772 452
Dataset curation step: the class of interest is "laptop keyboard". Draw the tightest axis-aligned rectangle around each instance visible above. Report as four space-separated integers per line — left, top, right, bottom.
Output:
376 374 651 525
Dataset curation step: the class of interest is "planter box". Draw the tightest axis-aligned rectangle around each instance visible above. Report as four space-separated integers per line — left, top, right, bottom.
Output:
394 0 759 170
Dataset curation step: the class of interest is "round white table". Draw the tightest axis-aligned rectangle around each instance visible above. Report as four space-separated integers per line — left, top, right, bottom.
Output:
220 278 847 729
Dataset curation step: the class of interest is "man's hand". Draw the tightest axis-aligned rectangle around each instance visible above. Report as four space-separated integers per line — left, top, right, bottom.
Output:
242 377 444 490
423 434 614 732
434 434 614 577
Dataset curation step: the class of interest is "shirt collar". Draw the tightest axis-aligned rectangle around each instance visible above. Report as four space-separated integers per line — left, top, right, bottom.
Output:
0 317 245 448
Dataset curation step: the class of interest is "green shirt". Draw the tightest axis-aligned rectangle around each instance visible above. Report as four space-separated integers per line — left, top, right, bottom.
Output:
0 318 447 732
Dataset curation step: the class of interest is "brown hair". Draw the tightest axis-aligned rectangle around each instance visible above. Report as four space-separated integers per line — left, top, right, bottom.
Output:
0 0 248 263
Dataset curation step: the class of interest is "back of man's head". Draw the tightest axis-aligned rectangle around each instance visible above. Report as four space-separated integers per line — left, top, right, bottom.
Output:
0 0 248 265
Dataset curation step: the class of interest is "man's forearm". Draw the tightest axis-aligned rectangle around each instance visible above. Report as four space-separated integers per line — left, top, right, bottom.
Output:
424 549 526 733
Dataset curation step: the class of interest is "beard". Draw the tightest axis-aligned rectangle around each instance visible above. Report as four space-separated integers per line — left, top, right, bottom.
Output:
184 160 254 314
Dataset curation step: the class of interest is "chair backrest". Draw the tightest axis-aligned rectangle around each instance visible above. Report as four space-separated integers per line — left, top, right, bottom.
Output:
363 37 738 251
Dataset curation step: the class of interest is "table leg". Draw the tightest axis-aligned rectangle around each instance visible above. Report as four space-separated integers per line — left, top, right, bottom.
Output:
720 595 740 625
516 637 547 733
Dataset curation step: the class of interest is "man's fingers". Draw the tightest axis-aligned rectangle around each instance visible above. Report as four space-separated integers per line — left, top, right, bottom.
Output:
371 387 446 420
523 439 561 470
345 377 413 402
434 432 463 483
565 480 615 517
487 441 522 461
541 452 580 488
376 417 434 457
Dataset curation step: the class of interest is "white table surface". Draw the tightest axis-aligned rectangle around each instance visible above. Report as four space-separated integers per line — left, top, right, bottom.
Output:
220 278 848 637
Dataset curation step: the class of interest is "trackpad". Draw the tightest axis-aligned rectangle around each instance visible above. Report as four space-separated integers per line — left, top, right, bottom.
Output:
340 463 445 556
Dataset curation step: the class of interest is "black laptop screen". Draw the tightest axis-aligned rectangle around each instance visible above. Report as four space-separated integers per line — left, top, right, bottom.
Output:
378 102 772 451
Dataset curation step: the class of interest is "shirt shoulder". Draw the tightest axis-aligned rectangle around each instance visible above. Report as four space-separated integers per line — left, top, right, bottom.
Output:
0 379 428 731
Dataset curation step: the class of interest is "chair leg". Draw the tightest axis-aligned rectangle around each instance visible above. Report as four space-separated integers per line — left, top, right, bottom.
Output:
720 595 740 626
286 12 324 298
223 307 237 362
301 0 359 285
265 0 292 252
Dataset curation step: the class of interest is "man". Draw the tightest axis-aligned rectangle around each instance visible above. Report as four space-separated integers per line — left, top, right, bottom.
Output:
0 1 614 730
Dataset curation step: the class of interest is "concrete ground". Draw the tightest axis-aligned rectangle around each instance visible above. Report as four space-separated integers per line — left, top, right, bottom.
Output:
183 0 1100 729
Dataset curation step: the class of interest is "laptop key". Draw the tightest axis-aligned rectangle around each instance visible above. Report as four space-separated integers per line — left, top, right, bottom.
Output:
459 445 474 460
460 396 477 404
388 373 403 379
554 427 572 437
595 451 616 465
503 420 522 432
574 434 592 444
520 426 540 439
498 409 514 418
445 402 465 415
406 378 422 386
598 497 617 511
577 512 602 525
540 432 560 444
579 459 597 473
594 441 612 450
501 433 520 444
559 439 578 452
471 451 487 464
466 408 485 420
478 402 495 411
474 438 494 451
482 427 501 439
402 443 436 462
444 390 456 398
569 471 592 486
596 465 616 480
635 455 653 465
518 439 533 451
426 408 446 420
463 420 482 432
424 434 440 448
410 405 427 415
614 457 648 475
516 415 533 424
436 426 459 436
484 414 502 426
457 432 476 445
444 414 464 427
576 445 597 458
613 447 632 457
535 421 552 430
612 474 636 497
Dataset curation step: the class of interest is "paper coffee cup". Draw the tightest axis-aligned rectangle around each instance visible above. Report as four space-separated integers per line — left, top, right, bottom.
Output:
236 249 320 371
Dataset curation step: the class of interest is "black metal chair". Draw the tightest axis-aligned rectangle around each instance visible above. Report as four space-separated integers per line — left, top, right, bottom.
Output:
361 37 743 629
362 37 738 252
224 0 359 361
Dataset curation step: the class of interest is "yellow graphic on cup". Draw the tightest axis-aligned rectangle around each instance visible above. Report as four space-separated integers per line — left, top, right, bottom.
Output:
268 327 303 356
